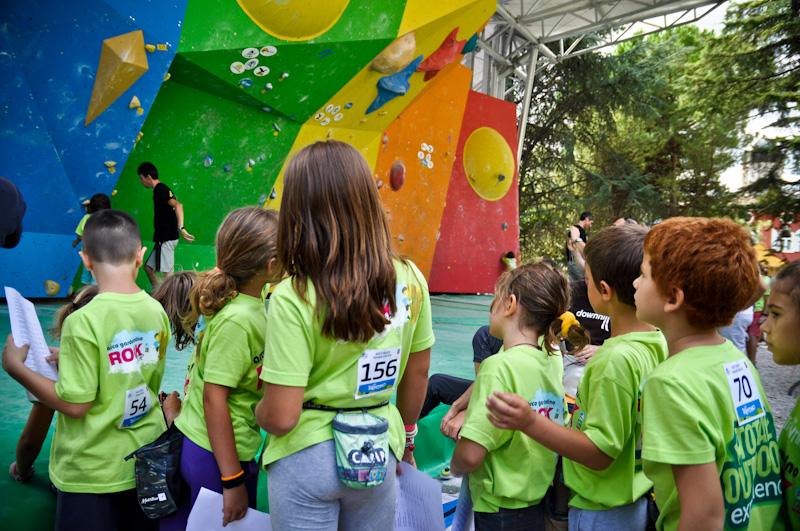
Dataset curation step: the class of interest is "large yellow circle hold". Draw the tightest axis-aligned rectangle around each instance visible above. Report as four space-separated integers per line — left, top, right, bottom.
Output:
463 127 515 201
237 0 350 42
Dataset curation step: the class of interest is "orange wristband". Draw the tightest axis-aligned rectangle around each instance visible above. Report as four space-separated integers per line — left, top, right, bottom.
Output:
221 470 244 481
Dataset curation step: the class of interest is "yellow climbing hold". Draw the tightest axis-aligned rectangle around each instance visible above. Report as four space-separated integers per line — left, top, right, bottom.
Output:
83 199 91 205
112 190 118 196
236 0 350 41
163 72 171 81
44 280 60 296
137 107 144 114
157 44 167 51
85 30 149 126
463 127 515 201
145 44 156 53
370 32 417 75
104 161 116 167
129 95 141 109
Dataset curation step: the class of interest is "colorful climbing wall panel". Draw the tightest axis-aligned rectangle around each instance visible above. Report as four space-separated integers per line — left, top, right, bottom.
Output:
429 91 520 293
373 64 472 277
0 0 187 297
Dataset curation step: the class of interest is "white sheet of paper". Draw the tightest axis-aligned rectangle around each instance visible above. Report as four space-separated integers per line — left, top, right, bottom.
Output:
186 487 272 531
4 286 58 401
449 474 474 531
395 461 446 531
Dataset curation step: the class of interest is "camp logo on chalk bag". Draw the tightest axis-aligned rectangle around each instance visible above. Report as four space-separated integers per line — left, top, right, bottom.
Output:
342 439 387 484
720 412 782 529
332 411 390 489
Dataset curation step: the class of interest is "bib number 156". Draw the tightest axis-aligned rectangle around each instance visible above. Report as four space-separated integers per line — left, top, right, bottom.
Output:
356 347 401 400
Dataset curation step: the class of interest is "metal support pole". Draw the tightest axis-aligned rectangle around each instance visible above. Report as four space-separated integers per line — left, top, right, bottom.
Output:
517 48 538 167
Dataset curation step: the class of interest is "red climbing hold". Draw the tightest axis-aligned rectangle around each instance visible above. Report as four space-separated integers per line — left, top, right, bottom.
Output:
390 161 406 192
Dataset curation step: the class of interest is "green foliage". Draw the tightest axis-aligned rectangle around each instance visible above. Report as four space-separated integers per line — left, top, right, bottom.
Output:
517 26 745 263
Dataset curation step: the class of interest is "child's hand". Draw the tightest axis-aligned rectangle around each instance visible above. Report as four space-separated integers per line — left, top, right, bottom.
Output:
441 409 467 441
45 346 60 368
486 392 535 431
2 334 29 373
160 391 182 427
222 484 248 527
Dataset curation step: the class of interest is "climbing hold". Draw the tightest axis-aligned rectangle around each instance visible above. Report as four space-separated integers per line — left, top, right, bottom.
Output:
344 102 353 109
258 194 267 206
498 174 506 182
82 199 91 205
236 0 349 42
461 33 479 54
104 161 116 167
238 78 253 88
417 28 466 81
85 30 149 126
382 134 388 144
445 151 451 157
249 159 256 167
157 44 167 51
439 467 451 479
370 32 417 75
163 72 171 81
259 154 265 162
390 161 406 192
136 107 144 114
463 127 515 201
129 95 141 109
247 167 253 172
326 130 333 139
264 83 273 90
398 235 404 242
366 56 423 114
224 164 231 172
272 122 281 132
44 280 60 296
261 105 272 112
270 188 277 199
111 190 118 196
280 72 289 79
360 118 368 124
145 44 156 53
378 111 388 116
502 222 508 230
376 179 383 189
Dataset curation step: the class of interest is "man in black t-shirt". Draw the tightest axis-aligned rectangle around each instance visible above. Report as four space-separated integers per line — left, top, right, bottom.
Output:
138 162 194 288
565 211 594 280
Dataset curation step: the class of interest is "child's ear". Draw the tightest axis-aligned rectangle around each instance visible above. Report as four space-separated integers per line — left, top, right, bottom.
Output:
664 286 685 313
79 250 93 271
135 247 147 268
505 294 518 317
599 280 614 302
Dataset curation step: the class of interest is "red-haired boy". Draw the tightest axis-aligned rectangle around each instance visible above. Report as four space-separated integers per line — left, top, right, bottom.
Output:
634 217 781 530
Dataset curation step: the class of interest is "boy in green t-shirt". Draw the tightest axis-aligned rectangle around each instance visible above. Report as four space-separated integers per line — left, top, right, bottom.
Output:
633 217 781 531
487 224 668 529
3 209 170 531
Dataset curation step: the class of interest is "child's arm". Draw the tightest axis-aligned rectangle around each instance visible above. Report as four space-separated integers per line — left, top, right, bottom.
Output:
486 391 612 470
450 438 488 475
72 235 82 248
204 382 248 527
2 336 91 418
441 382 474 441
673 463 724 531
395 347 431 466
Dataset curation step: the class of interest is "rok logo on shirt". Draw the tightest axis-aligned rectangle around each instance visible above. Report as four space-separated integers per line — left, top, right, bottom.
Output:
107 329 164 373
529 390 565 425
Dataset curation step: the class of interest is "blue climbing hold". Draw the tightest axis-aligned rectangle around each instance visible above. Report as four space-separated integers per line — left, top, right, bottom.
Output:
461 33 478 54
366 56 423 114
224 164 231 172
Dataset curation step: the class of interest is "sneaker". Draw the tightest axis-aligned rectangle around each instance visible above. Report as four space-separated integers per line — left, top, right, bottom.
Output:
9 462 34 483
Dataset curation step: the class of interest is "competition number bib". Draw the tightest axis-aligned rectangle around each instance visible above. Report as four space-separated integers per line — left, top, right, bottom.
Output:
120 383 153 428
355 347 401 400
723 359 765 426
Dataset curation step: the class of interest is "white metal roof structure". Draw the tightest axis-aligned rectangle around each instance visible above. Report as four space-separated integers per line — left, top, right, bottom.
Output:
471 0 725 160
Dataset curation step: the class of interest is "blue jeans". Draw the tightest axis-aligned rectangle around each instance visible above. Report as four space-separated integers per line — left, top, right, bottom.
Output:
474 503 546 530
568 496 648 531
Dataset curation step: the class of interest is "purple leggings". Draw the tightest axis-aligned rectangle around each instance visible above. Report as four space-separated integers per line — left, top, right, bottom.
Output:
159 436 259 531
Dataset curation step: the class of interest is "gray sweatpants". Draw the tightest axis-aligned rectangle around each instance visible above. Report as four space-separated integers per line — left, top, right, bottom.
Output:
268 440 398 530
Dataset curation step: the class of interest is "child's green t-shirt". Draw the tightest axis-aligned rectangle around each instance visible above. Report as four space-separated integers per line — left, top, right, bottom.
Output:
565 331 668 511
260 259 435 466
175 294 267 461
75 213 90 236
460 345 565 514
50 291 170 493
778 399 800 530
641 340 782 531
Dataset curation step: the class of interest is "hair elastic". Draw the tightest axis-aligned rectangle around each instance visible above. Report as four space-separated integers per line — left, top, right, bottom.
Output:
559 311 577 337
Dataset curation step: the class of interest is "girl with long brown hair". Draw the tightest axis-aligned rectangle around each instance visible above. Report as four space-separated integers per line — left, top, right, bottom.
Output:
255 140 434 529
167 207 281 529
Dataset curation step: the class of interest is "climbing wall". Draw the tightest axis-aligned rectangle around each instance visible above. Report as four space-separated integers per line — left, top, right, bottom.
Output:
429 91 520 293
1 0 520 297
0 0 188 296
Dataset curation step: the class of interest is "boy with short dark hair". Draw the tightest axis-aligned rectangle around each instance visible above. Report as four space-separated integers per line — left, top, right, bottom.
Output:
487 224 667 529
634 217 781 530
2 209 171 531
